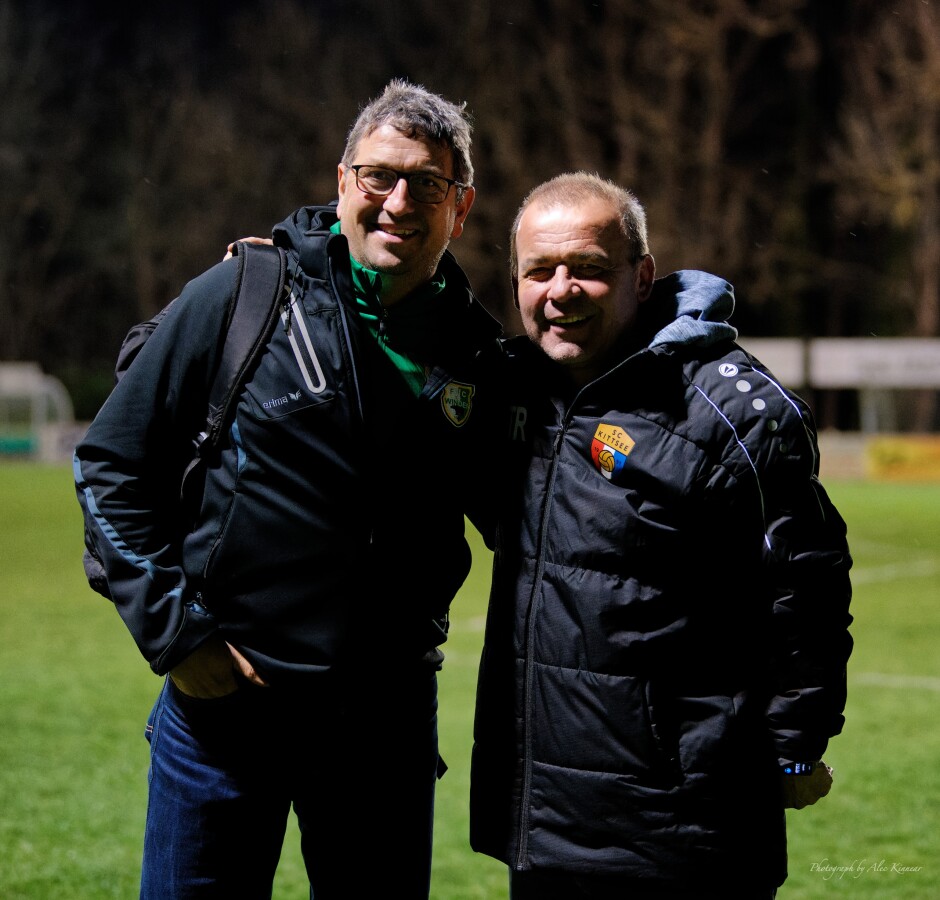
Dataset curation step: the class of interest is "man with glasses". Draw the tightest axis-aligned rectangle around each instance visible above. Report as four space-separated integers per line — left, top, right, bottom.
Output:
75 80 502 899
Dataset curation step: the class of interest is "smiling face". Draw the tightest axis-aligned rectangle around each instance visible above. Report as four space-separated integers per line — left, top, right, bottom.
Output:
514 196 655 386
336 124 475 305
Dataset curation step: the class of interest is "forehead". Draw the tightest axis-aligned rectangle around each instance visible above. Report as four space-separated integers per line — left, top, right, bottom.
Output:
351 124 454 174
516 197 624 262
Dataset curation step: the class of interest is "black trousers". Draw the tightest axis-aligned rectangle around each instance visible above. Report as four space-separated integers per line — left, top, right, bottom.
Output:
510 869 777 900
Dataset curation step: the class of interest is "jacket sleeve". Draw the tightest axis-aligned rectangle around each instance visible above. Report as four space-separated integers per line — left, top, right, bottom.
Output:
758 396 854 765
74 259 239 675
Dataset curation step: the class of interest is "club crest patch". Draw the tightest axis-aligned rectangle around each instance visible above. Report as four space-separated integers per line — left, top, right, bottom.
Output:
441 381 475 427
590 423 635 480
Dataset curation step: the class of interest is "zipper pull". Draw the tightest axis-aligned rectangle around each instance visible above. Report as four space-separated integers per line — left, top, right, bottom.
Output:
282 292 294 335
189 592 211 616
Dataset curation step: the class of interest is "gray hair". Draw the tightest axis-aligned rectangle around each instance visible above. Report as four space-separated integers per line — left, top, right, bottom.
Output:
509 172 649 278
342 79 474 198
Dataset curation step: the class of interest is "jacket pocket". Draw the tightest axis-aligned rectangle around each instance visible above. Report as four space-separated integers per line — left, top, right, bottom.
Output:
673 693 738 777
243 300 344 420
531 664 677 783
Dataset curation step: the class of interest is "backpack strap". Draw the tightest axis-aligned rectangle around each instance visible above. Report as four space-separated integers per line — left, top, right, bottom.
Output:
85 242 288 600
194 241 287 456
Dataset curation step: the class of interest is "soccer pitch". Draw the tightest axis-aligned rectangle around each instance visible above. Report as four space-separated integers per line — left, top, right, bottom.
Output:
1 465 937 898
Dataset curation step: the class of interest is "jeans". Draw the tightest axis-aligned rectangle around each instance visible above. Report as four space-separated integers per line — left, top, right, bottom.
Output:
140 666 440 899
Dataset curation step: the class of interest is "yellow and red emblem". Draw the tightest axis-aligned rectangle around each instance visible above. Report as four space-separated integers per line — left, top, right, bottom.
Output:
590 423 635 479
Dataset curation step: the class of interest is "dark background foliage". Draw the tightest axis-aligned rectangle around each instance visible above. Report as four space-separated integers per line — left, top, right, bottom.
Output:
2 0 938 421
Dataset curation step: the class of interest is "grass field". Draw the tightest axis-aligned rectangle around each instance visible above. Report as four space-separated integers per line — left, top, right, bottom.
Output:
1 464 938 898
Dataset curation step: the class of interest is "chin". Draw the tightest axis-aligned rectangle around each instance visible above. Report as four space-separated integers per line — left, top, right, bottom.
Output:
544 344 589 367
365 253 410 274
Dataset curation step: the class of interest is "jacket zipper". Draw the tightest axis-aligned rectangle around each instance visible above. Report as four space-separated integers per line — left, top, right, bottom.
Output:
281 291 327 394
327 244 370 547
515 411 569 870
330 256 366 428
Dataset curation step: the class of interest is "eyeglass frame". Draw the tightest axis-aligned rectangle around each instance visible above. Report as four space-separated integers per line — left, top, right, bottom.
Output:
346 164 470 205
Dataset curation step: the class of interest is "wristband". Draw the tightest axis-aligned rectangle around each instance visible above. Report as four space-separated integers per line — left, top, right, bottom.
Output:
782 761 815 775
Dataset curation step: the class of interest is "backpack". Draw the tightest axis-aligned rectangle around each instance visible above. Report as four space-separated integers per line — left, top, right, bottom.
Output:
82 241 288 598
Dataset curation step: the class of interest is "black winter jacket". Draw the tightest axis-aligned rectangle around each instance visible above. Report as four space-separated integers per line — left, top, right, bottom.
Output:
470 273 853 889
75 205 502 682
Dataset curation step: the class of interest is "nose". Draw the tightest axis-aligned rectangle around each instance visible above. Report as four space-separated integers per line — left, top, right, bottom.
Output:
382 176 414 214
546 266 579 302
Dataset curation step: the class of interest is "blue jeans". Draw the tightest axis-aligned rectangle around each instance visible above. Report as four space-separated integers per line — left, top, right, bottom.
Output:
140 667 440 899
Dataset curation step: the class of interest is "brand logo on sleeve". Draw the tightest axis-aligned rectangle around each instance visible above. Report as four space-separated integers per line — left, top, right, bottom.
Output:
441 381 475 427
590 423 635 480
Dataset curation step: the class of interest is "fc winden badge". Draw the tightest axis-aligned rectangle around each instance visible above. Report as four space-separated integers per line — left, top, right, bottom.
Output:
441 381 475 427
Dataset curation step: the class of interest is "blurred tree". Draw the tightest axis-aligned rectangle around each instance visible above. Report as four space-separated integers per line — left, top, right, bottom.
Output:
826 0 940 428
828 0 940 337
1 0 936 428
0 2 109 358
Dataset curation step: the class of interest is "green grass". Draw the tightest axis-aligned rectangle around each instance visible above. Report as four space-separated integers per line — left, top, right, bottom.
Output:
1 466 938 897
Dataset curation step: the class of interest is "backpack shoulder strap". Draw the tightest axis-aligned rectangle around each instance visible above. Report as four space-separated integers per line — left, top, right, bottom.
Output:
84 242 288 601
195 241 288 455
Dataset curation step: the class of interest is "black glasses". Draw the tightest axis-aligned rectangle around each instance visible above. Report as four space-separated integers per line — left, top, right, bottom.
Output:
348 165 468 204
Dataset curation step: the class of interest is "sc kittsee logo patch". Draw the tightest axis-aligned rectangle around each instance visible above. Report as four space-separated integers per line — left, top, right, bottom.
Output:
441 381 475 427
590 423 635 479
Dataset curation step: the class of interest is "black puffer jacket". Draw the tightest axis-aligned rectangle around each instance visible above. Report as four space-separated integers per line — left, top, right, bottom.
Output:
75 205 502 681
470 273 852 890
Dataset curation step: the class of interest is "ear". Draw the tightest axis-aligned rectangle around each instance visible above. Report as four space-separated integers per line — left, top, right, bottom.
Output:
634 254 656 303
511 274 520 309
450 186 476 239
336 163 349 210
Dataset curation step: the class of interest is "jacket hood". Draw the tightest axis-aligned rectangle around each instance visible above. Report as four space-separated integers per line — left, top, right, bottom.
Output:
646 269 738 349
271 203 340 275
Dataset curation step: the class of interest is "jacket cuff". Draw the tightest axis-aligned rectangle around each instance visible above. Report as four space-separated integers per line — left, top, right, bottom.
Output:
151 599 219 675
